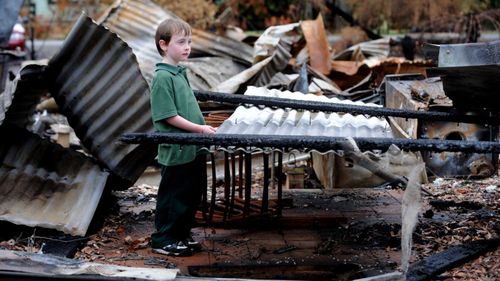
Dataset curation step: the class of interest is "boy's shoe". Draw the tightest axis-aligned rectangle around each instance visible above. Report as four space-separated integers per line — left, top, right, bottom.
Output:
184 236 203 252
152 241 192 256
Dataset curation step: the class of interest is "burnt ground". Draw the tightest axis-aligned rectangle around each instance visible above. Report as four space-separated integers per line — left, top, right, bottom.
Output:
0 169 498 280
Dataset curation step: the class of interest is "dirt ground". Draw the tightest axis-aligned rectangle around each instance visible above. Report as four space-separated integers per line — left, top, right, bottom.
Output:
0 168 498 280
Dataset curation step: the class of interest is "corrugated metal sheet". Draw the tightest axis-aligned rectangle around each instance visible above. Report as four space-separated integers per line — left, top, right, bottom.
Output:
216 87 394 189
332 38 391 61
97 0 253 87
182 57 247 90
0 64 48 128
0 127 108 236
217 105 391 138
217 87 392 137
47 14 156 185
244 86 384 108
248 39 293 88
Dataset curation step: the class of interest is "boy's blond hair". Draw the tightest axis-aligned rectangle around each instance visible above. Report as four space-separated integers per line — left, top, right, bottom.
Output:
155 18 192 56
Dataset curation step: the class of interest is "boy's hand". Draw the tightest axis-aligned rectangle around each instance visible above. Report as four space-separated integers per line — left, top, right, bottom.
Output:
200 125 217 134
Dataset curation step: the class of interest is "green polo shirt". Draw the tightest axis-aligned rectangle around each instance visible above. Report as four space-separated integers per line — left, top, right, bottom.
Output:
150 63 205 166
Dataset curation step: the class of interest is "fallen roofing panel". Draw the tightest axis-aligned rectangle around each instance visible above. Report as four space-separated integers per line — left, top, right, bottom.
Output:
0 127 108 236
244 86 384 108
0 249 177 280
248 39 293 88
216 87 394 189
98 0 253 86
217 105 392 138
47 14 156 185
182 57 247 90
332 37 391 61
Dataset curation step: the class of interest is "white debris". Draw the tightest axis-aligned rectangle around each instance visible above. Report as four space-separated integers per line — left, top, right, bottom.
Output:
433 178 444 187
485 185 497 193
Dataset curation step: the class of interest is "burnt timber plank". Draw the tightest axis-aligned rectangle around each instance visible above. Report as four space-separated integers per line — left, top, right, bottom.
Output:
407 239 499 281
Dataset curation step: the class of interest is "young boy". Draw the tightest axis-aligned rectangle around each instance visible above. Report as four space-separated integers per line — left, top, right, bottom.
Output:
150 18 216 256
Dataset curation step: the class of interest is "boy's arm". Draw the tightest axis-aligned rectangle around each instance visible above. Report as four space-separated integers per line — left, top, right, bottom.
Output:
165 115 217 134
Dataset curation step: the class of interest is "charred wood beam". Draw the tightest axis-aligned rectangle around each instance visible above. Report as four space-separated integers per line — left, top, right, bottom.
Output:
407 239 499 281
121 133 500 154
429 199 483 210
193 90 500 125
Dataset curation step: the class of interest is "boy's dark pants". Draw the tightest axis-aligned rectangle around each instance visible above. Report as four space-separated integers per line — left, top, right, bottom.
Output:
151 154 206 248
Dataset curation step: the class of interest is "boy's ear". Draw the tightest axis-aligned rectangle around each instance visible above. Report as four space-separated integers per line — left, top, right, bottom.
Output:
159 39 168 52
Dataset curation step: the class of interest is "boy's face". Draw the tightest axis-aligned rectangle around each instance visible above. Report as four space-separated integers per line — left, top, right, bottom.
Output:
159 31 192 65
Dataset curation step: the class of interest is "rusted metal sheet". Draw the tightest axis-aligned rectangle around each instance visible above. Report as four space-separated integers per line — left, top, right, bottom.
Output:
331 60 361 76
0 64 48 128
47 14 156 185
384 76 497 177
0 127 108 236
370 58 432 86
98 0 253 87
301 14 332 75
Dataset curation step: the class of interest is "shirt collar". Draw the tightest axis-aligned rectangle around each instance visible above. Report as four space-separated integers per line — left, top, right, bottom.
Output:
155 63 185 75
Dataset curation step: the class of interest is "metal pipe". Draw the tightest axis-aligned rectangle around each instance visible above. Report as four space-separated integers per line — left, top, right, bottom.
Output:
223 151 230 221
244 152 252 217
262 152 269 214
277 152 283 217
121 133 500 153
238 151 243 198
193 90 500 125
230 152 236 217
208 152 217 223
